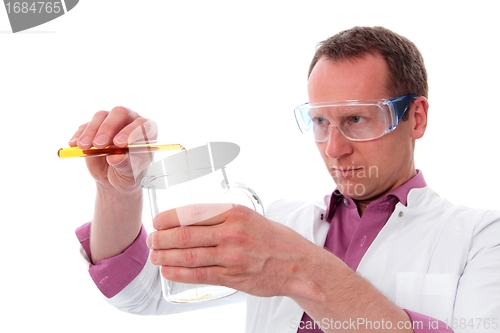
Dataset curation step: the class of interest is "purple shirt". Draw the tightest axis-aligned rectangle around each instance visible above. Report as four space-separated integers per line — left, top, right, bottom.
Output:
298 171 452 333
76 222 149 298
76 170 452 332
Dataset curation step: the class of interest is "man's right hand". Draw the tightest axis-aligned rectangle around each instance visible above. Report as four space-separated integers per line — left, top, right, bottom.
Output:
69 106 158 192
70 106 157 263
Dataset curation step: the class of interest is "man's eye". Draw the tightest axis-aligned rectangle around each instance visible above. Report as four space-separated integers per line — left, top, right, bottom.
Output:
312 117 329 125
349 116 362 124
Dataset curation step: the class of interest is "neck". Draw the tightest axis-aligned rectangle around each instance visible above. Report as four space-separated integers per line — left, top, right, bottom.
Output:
354 199 370 216
353 168 417 216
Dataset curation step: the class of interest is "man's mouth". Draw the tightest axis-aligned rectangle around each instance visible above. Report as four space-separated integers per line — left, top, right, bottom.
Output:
330 167 365 178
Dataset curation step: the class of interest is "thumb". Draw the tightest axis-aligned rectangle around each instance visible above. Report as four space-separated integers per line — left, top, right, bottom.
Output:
106 153 148 191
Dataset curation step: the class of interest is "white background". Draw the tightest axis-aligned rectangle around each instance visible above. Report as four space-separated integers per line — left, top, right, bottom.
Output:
1 1 499 332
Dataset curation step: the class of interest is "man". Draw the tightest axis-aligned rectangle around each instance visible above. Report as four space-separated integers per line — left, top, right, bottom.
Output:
72 26 500 332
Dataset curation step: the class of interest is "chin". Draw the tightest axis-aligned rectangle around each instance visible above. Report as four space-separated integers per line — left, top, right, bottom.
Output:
334 179 370 198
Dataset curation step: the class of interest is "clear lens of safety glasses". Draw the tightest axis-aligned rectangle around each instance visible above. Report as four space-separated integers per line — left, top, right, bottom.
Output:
294 94 417 142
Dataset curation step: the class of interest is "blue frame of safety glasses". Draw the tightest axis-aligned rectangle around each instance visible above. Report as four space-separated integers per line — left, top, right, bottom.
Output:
388 93 418 130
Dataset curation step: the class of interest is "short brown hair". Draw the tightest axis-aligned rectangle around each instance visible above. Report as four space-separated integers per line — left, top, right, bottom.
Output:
308 26 428 98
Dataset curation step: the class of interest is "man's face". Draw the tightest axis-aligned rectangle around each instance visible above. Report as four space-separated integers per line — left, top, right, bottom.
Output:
308 54 416 204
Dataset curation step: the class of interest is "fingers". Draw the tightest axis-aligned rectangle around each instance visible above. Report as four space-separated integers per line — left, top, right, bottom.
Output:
150 245 219 267
125 118 158 145
148 223 221 251
69 106 158 149
147 205 271 290
149 232 233 287
160 265 227 286
159 265 227 286
70 110 110 149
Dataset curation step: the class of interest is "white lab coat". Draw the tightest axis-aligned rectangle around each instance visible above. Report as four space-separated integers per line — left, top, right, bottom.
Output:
104 186 500 333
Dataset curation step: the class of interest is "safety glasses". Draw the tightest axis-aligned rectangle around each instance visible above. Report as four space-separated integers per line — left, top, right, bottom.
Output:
294 94 418 142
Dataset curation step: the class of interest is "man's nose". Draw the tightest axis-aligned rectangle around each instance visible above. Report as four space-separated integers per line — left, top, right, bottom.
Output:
324 126 352 159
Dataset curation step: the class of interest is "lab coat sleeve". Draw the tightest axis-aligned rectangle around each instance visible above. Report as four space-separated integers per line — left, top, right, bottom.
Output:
404 309 453 332
106 256 246 315
76 221 245 315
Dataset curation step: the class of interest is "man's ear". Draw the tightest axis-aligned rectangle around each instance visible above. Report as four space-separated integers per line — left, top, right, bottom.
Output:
411 96 429 140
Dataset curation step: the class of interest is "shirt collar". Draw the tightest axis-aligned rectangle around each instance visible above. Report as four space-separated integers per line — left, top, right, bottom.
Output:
389 169 426 205
325 170 427 221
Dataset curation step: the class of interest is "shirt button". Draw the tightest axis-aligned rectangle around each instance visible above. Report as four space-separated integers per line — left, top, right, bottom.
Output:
398 211 404 217
343 198 349 205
